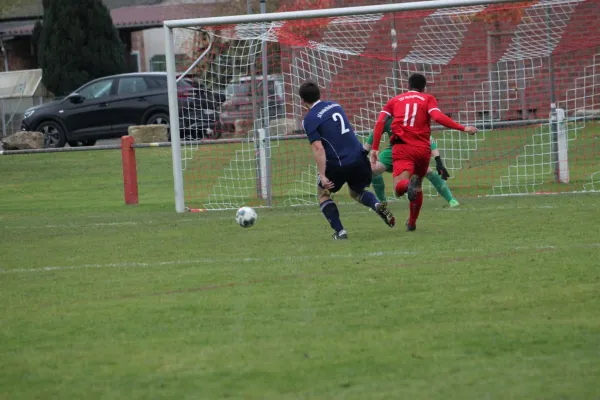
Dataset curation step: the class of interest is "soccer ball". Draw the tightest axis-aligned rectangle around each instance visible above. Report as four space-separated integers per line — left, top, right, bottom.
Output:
235 206 257 228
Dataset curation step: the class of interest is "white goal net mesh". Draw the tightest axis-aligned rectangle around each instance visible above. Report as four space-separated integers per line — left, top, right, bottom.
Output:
167 0 600 210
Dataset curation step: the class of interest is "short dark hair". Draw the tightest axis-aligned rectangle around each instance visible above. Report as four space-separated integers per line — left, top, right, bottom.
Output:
408 73 427 92
299 81 320 104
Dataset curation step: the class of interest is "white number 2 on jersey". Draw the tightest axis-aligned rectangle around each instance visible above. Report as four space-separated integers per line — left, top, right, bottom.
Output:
333 112 350 135
404 103 418 127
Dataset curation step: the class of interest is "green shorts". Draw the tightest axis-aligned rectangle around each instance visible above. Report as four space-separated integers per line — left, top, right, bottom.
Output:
378 147 393 173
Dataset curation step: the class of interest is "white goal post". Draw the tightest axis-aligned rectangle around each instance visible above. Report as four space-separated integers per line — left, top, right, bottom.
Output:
163 0 524 213
163 0 599 213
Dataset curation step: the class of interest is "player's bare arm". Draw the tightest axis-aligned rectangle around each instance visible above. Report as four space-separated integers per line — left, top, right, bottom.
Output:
464 126 478 135
429 109 477 135
310 140 334 189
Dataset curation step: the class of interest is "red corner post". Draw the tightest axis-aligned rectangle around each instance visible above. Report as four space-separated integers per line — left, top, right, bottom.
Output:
121 136 139 205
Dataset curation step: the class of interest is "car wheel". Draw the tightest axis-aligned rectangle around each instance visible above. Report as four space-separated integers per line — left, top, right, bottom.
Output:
67 139 96 147
37 121 66 148
205 126 222 140
214 121 233 137
146 113 170 128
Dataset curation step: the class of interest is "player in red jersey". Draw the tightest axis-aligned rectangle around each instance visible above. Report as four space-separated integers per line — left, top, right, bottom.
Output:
370 73 477 231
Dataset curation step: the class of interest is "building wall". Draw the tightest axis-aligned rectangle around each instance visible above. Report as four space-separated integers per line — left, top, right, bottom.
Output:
0 37 36 72
142 28 165 71
131 27 197 72
131 30 146 71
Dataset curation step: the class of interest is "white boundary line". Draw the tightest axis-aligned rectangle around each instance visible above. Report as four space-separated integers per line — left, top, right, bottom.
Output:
3 202 598 230
2 242 598 274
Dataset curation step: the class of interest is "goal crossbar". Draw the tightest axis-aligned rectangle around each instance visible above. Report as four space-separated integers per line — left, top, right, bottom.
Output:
163 0 524 29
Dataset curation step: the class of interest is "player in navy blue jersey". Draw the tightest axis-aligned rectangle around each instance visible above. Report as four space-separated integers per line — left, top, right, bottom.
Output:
299 81 396 239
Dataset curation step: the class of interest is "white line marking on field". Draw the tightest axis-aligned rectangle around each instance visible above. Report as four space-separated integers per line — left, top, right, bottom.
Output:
3 210 371 230
443 205 557 212
0 250 418 274
2 242 598 275
44 221 139 228
513 245 556 250
2 200 597 231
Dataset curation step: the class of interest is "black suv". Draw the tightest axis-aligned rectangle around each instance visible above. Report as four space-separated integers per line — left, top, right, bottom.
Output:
21 72 222 147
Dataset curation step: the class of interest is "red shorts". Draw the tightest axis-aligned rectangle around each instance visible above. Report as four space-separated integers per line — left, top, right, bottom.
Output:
392 144 431 178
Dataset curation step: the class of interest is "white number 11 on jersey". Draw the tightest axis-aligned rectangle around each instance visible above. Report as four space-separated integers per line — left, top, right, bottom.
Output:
333 112 350 134
404 103 418 127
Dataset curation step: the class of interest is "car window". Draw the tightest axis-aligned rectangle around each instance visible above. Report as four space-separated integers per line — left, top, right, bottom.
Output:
225 84 236 100
256 80 280 95
117 77 148 95
144 77 165 89
177 79 194 91
78 79 114 99
233 82 252 96
144 76 193 91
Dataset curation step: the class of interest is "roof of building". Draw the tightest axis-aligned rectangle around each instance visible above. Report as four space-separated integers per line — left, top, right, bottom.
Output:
0 2 217 37
0 0 166 19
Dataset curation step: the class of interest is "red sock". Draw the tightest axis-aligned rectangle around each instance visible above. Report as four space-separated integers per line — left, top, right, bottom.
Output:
408 191 423 226
395 179 409 197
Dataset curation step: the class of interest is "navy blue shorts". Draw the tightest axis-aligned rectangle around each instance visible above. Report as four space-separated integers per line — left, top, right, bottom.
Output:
318 154 372 194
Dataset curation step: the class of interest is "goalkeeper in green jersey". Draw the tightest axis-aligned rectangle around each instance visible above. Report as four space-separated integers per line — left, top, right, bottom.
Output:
363 119 460 207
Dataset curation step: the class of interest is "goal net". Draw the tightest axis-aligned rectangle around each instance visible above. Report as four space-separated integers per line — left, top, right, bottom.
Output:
165 0 600 212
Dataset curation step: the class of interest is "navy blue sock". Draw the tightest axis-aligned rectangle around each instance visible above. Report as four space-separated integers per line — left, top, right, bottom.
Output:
358 190 379 211
320 200 344 232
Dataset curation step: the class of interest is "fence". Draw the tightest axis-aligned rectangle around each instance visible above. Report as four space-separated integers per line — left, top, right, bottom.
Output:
1 96 55 137
0 69 54 138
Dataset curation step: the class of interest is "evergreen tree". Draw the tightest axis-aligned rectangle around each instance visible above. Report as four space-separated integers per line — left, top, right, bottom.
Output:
37 0 125 96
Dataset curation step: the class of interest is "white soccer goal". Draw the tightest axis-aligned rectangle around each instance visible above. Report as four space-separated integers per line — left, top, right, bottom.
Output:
163 0 600 212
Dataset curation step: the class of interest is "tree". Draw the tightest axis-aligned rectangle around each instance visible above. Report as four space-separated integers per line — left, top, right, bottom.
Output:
37 0 125 96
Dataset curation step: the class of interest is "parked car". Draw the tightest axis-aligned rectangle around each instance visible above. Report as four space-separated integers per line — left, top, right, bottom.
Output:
217 74 285 134
182 77 227 105
21 72 221 148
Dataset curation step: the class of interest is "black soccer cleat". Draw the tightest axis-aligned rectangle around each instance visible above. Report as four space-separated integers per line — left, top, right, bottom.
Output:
332 229 348 240
375 202 396 228
407 174 421 202
406 219 416 232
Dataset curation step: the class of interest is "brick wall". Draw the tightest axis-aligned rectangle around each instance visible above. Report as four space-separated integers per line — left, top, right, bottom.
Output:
278 0 600 125
0 38 36 72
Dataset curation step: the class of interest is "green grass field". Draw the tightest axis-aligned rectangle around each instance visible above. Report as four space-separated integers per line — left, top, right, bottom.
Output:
1 135 600 399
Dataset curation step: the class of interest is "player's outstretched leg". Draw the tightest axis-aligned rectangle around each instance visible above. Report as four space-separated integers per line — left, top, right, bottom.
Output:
371 150 391 202
394 179 409 197
406 189 423 231
375 201 396 227
407 174 421 202
319 194 347 239
426 169 459 207
351 189 395 227
406 174 423 231
371 174 387 202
